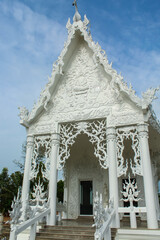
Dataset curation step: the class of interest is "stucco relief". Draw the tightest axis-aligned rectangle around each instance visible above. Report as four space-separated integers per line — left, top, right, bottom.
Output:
107 112 144 127
29 42 124 130
51 43 121 113
28 42 146 133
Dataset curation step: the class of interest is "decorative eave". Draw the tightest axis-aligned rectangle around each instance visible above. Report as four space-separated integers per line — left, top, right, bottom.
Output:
18 15 160 128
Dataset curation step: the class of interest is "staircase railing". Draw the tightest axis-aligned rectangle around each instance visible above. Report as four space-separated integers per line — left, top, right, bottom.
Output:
8 185 51 240
93 192 115 240
118 207 147 228
9 208 50 240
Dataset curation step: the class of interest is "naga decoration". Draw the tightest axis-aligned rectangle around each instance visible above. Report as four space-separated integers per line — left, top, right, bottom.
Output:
30 135 51 180
18 106 29 122
93 192 107 230
58 119 107 170
116 127 142 177
9 182 49 232
9 188 22 231
93 192 114 240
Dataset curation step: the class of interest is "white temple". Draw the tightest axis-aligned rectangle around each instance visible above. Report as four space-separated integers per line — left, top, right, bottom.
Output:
10 3 160 240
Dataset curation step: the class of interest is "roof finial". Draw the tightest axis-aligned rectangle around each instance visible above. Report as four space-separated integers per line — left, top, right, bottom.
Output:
72 0 81 22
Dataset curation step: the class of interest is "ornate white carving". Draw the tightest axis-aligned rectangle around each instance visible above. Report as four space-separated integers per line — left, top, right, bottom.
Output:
19 14 156 127
30 180 48 213
121 175 142 228
93 192 115 240
18 107 29 121
142 87 159 108
9 183 49 233
66 18 72 34
107 112 144 127
121 175 141 205
72 0 81 22
116 127 142 177
58 120 107 170
30 135 51 180
9 188 22 231
93 192 107 230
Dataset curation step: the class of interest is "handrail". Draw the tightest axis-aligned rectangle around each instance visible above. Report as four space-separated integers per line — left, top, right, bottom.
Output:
95 208 115 240
118 207 147 229
9 208 50 240
93 192 115 240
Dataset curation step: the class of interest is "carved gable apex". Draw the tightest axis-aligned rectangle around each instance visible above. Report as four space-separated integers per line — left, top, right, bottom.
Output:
19 15 159 128
30 41 142 132
49 41 122 113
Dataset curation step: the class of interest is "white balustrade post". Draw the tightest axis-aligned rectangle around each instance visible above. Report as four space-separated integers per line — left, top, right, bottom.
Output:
21 135 34 220
138 123 158 229
104 228 111 240
29 223 37 240
9 230 17 240
107 127 120 228
48 128 60 225
130 204 137 228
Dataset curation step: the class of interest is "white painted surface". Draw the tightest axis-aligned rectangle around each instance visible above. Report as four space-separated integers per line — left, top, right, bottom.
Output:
116 229 160 240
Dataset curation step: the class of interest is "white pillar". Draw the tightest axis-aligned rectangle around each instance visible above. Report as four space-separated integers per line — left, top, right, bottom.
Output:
107 127 120 228
48 130 60 225
21 135 34 219
138 123 158 229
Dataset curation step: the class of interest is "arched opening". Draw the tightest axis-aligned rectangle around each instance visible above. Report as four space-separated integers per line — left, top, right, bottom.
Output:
64 133 108 219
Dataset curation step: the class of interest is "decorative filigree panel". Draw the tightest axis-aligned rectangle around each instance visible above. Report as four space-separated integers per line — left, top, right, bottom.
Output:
30 135 51 180
116 127 142 177
121 174 141 205
58 119 107 170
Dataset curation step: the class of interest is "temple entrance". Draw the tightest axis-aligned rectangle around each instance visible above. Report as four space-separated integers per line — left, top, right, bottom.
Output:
80 181 93 215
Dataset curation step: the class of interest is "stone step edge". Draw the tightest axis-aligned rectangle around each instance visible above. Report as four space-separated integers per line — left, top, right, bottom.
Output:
36 238 93 240
39 229 95 235
44 225 95 230
37 232 94 237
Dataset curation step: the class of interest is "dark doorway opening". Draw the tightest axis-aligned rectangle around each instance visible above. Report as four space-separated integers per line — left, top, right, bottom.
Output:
80 181 93 215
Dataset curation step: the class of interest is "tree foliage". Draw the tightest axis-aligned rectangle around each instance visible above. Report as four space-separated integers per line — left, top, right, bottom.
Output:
57 180 64 203
0 168 23 215
0 142 64 215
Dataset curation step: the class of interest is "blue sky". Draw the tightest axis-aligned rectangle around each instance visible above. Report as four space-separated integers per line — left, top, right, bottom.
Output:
0 0 160 174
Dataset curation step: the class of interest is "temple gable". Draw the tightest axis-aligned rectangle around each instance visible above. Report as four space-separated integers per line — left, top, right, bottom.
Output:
30 40 142 134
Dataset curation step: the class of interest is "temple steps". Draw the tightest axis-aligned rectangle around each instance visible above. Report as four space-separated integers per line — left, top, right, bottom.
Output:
36 225 95 240
36 225 117 240
0 223 10 240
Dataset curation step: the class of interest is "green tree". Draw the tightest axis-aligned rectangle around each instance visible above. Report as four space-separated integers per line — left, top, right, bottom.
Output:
57 180 64 203
0 168 23 215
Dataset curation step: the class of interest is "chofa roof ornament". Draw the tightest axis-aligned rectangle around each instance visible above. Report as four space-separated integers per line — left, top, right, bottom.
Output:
72 0 81 22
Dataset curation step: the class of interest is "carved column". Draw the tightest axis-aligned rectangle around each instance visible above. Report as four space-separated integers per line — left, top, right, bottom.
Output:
107 127 120 228
21 134 34 219
48 128 60 225
138 123 158 229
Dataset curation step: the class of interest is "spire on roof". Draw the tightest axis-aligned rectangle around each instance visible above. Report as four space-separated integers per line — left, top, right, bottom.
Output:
72 0 81 22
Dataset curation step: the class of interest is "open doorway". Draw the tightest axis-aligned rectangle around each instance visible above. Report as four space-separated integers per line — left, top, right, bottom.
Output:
80 181 93 215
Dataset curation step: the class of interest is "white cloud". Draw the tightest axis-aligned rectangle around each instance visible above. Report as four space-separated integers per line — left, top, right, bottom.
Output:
0 0 67 173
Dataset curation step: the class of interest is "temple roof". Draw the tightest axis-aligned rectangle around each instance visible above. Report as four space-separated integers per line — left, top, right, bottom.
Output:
18 15 160 133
